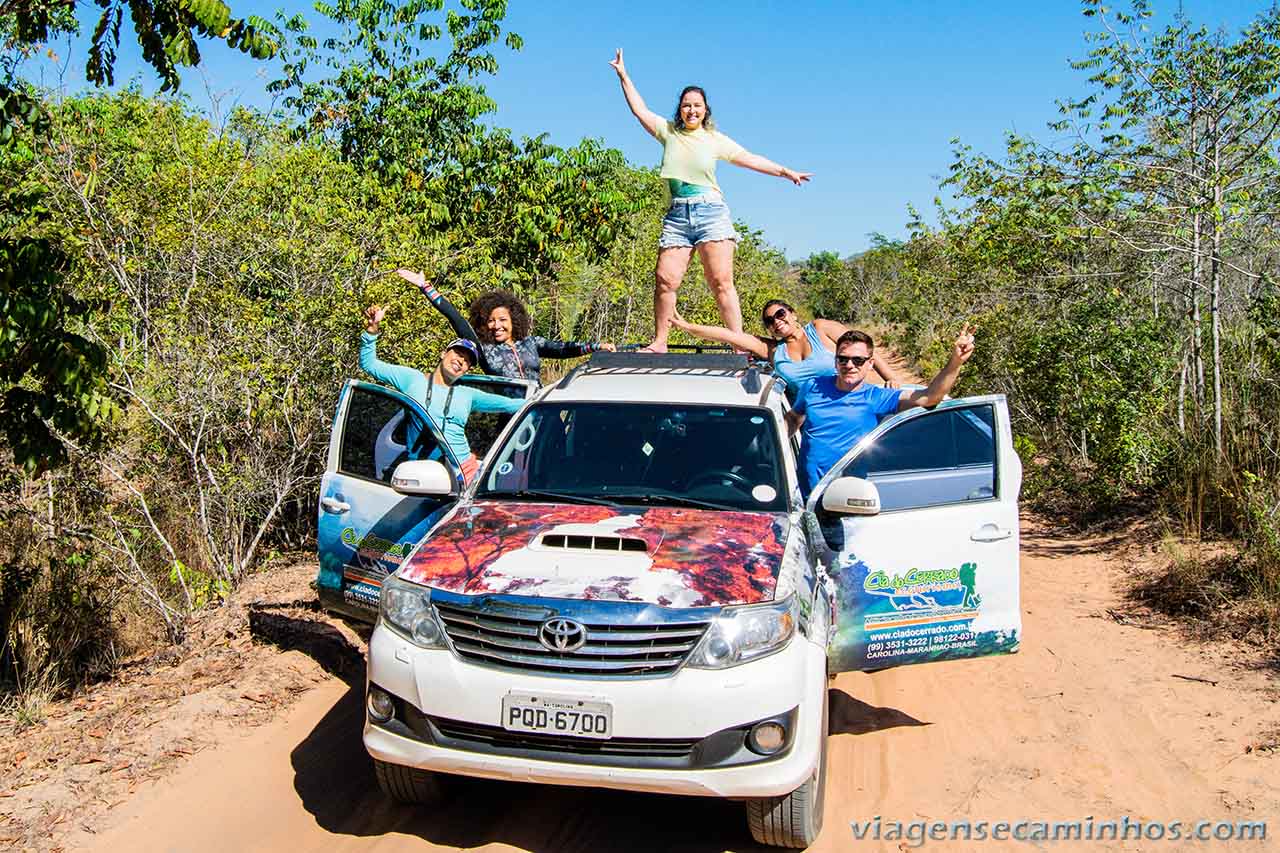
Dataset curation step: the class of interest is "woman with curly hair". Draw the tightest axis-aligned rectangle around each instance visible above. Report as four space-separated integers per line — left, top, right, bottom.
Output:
395 269 615 383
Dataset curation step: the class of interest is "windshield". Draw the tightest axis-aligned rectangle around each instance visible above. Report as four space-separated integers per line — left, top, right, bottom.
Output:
477 402 788 513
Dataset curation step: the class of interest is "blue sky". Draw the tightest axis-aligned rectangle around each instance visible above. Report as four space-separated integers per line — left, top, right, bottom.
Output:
22 0 1270 259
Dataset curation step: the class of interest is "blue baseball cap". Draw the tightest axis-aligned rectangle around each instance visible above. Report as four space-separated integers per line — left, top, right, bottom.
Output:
445 338 479 366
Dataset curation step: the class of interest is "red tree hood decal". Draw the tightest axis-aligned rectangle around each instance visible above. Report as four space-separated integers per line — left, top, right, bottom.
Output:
400 501 789 607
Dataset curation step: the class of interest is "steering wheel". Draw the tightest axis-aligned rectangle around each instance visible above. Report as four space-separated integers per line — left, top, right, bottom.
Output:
686 469 754 494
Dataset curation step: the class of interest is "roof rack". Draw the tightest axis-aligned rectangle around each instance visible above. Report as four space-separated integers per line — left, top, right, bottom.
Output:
587 351 747 371
615 343 735 354
549 350 764 393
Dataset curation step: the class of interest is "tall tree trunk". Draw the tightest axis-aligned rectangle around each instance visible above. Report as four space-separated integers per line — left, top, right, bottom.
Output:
1191 210 1204 413
1177 353 1187 435
1188 87 1204 419
1210 139 1224 459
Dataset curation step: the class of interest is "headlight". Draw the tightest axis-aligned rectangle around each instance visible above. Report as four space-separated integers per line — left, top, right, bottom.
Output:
379 574 447 649
686 596 796 669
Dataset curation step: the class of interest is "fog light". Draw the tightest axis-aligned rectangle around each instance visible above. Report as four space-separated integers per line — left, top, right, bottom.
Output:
748 720 787 754
367 686 395 723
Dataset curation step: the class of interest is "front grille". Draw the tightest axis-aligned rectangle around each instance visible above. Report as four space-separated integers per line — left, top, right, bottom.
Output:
433 602 708 677
430 715 698 758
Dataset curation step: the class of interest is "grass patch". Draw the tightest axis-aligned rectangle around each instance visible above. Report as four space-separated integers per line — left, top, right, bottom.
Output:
0 675 60 732
1130 536 1280 648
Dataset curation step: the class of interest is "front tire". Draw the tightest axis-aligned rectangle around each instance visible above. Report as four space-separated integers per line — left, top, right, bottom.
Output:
745 686 829 849
373 758 447 804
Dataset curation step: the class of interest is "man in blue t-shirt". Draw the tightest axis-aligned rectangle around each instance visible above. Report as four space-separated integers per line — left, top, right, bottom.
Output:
788 326 976 495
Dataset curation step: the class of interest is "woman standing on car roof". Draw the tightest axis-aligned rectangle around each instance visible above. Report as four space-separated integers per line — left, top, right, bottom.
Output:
608 48 812 354
395 269 616 384
669 300 902 392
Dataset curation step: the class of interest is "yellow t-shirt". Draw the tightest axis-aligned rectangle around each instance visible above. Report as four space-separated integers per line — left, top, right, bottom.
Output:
655 121 746 192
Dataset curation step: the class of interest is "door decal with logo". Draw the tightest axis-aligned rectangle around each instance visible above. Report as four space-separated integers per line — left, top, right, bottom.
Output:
317 496 454 613
815 396 1023 674
829 553 1017 671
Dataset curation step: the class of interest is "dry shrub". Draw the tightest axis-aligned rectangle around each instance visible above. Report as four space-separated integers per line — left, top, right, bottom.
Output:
1 467 141 715
2 546 122 691
1132 535 1280 646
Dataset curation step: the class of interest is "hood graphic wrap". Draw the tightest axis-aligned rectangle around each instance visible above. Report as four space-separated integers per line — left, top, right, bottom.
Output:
400 502 788 607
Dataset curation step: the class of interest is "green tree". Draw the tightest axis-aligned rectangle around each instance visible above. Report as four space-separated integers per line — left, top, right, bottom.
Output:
1 0 280 685
1058 0 1280 455
269 0 638 280
8 0 277 92
269 0 518 188
1 0 278 474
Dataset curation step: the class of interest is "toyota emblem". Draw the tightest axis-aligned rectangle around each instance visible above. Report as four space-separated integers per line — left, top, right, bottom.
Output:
538 617 587 652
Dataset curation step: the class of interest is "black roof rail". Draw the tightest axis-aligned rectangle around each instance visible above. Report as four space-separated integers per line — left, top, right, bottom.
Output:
587 351 747 371
555 362 588 389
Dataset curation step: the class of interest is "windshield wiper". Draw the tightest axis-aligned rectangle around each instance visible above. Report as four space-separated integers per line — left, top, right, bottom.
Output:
480 489 620 507
605 492 742 512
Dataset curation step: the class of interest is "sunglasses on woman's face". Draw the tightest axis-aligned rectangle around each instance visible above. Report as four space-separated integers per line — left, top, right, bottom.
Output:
765 307 789 326
836 354 872 367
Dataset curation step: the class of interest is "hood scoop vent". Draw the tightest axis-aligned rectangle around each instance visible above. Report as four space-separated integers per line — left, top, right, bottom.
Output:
540 534 649 554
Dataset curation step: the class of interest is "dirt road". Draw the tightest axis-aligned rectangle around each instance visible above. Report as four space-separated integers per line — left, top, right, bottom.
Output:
72 518 1279 852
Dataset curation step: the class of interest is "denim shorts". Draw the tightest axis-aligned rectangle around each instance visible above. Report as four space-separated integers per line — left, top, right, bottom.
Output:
658 193 739 249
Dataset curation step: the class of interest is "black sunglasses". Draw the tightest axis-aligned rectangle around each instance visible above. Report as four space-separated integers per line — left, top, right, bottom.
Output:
836 354 872 367
764 307 789 326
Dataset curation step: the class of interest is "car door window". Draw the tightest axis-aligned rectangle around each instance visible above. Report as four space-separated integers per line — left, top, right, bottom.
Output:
843 404 997 511
339 387 445 484
451 374 532 461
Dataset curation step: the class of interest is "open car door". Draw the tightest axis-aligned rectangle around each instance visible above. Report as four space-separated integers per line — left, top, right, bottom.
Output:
316 380 463 621
809 395 1022 673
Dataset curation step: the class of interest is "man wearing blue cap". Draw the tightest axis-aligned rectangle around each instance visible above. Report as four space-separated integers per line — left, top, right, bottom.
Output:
361 304 524 483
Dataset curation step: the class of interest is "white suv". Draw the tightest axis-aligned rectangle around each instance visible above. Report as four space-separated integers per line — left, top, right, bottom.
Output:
318 352 1023 849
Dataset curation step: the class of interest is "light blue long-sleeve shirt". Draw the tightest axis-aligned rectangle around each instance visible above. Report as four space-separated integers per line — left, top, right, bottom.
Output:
359 332 523 461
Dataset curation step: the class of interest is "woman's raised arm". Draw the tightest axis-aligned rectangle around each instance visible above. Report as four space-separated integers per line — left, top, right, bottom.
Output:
609 49 665 139
813 318 904 386
729 151 812 186
396 268 496 375
670 312 772 358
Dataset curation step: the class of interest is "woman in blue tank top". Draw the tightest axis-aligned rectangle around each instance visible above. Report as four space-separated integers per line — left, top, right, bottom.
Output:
670 299 901 392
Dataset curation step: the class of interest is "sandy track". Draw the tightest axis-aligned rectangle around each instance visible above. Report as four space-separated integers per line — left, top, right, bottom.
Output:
75 517 1280 852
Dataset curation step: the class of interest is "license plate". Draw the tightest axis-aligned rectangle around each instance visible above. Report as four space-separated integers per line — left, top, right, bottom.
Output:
501 692 613 739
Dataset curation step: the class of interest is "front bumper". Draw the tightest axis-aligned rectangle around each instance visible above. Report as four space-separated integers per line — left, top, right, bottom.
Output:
363 622 828 798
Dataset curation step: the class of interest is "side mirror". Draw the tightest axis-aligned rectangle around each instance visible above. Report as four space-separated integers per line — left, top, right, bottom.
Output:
820 476 881 516
390 459 454 496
